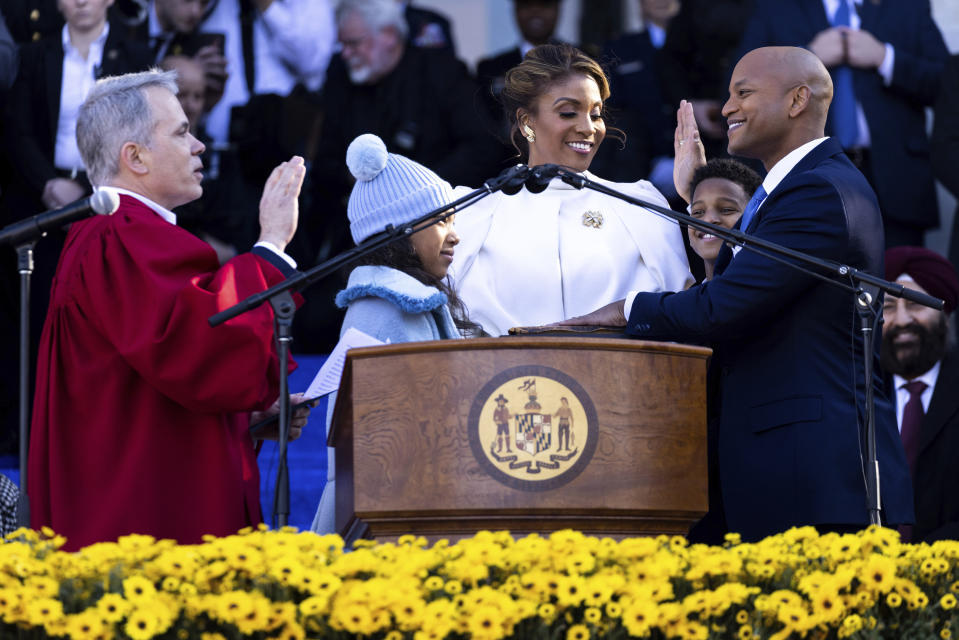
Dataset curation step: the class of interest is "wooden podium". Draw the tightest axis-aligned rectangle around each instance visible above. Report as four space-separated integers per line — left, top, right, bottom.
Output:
329 336 711 543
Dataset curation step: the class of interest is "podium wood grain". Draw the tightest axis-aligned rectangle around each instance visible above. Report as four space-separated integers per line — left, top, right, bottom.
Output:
330 337 711 542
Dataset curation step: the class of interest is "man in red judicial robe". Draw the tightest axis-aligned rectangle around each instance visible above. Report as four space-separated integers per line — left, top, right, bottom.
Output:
28 69 308 550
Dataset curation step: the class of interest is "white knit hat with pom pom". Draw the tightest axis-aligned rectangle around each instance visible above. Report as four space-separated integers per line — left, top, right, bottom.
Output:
346 133 454 243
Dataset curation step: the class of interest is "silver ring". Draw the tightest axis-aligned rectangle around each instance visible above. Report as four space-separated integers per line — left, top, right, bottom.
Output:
678 140 685 146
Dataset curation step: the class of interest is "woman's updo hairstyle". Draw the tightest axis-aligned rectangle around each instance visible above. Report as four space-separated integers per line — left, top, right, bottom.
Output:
501 43 615 158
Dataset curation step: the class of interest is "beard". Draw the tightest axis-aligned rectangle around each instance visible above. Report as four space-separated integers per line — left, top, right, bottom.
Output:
347 63 373 84
880 314 948 380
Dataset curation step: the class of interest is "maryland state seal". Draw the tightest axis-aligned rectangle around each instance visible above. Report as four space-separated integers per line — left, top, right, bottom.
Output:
468 365 598 491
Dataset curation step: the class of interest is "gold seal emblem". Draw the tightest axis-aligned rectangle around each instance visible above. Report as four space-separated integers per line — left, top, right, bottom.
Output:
469 366 598 491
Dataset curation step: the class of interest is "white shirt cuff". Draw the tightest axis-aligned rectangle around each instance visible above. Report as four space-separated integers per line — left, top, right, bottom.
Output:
624 291 638 322
878 43 895 86
254 241 298 269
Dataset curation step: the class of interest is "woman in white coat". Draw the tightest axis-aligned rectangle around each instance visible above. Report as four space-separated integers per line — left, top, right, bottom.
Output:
451 44 692 336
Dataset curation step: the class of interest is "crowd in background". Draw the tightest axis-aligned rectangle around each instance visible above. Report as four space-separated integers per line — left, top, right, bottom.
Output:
0 0 957 456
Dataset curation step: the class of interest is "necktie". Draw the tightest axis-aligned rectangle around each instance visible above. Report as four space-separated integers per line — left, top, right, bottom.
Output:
900 379 927 475
738 185 767 233
831 0 859 148
897 379 926 543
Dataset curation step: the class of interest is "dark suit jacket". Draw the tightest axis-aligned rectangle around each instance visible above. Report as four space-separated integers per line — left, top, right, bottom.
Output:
931 54 959 274
627 137 914 541
476 46 522 123
909 352 959 542
4 27 152 207
735 0 948 230
590 30 669 182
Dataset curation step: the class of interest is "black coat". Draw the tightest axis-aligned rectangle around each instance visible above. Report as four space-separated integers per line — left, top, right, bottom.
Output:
4 26 152 208
931 54 959 278
910 352 959 542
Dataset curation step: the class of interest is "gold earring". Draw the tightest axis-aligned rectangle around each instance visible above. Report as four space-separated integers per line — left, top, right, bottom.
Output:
522 124 535 143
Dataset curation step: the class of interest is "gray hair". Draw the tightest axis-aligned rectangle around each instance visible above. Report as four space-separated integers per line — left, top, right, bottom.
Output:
76 69 179 186
336 0 408 40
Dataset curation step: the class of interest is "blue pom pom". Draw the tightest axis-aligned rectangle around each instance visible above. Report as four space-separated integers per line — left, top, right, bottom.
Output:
346 134 388 182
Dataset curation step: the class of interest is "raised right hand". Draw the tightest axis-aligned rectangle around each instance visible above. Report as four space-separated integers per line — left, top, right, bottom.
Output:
673 100 707 204
257 156 306 250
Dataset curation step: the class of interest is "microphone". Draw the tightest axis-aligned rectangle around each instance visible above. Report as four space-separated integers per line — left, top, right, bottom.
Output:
525 164 562 193
488 164 531 195
0 189 120 247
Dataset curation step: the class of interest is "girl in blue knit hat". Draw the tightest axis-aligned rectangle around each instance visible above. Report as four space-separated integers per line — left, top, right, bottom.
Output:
311 133 476 534
332 132 478 343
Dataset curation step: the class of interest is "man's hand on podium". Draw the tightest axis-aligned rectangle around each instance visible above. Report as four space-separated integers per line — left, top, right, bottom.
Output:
553 299 627 328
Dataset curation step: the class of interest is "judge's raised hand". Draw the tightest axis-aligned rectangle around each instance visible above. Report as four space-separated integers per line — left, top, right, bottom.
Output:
257 156 306 250
673 100 707 203
552 299 628 328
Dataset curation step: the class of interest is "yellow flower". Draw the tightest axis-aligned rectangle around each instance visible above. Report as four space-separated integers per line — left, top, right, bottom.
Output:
886 592 903 608
622 599 658 637
277 621 306 640
24 575 59 599
444 579 463 595
333 602 377 635
423 575 444 591
123 575 158 601
841 613 863 634
25 597 63 627
812 589 845 623
735 609 749 624
124 608 160 640
941 594 958 610
942 627 952 640
0 588 23 622
65 609 106 640
583 607 602 624
96 593 130 622
391 594 426 631
908 592 930 610
859 555 896 594
556 575 587 607
737 624 753 640
467 603 505 639
567 623 590 640
299 595 329 618
605 602 622 619
537 603 557 622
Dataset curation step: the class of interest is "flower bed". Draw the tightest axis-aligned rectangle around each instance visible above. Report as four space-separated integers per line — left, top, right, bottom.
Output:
0 525 957 639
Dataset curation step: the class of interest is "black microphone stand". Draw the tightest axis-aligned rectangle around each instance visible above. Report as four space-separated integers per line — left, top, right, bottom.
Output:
550 165 942 527
15 242 34 528
209 165 531 528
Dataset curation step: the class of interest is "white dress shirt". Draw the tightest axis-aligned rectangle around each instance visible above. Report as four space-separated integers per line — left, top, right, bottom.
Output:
200 0 336 143
54 23 109 172
893 361 940 433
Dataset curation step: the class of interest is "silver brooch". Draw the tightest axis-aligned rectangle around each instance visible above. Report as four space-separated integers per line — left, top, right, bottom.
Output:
582 211 604 229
